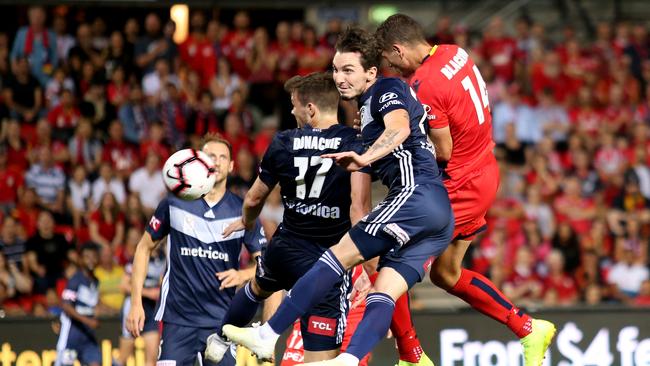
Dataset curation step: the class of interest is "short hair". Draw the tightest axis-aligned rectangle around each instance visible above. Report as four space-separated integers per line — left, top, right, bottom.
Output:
202 133 233 160
284 72 339 112
335 27 382 70
375 14 428 51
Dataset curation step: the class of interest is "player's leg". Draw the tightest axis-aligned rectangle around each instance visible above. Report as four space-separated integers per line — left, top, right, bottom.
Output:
54 319 75 366
300 269 352 362
142 331 160 366
340 301 370 366
223 233 364 361
431 162 555 365
197 327 236 366
159 323 201 366
365 258 429 366
78 338 101 366
117 337 135 366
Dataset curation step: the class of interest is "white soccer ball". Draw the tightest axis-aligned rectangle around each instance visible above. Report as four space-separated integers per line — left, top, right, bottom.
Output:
162 149 216 200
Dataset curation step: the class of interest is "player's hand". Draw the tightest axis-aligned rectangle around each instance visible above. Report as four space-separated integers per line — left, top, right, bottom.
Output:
353 111 361 130
216 269 244 290
126 302 145 337
349 270 372 309
321 151 368 172
85 317 99 330
222 217 249 238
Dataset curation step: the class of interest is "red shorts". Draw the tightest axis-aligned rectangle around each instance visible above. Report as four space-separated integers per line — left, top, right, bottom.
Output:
445 158 499 241
280 305 369 366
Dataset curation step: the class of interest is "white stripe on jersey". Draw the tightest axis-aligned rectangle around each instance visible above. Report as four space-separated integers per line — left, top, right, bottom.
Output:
365 149 416 236
169 206 244 244
155 237 171 321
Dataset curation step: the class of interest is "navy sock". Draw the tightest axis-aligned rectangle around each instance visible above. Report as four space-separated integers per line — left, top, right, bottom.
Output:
346 293 396 359
220 282 264 334
267 249 345 334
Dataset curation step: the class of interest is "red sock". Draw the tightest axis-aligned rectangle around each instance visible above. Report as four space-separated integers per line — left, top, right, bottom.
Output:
369 271 422 362
390 292 423 363
448 268 532 338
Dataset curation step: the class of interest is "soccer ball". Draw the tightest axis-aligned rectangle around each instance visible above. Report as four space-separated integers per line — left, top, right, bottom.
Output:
163 149 216 200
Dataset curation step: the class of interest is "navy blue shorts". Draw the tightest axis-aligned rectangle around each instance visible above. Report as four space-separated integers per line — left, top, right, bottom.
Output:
55 316 101 366
159 323 236 366
255 230 351 352
349 183 454 288
121 297 158 339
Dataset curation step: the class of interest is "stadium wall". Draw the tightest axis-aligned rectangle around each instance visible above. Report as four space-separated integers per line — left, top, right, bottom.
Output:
1 308 649 366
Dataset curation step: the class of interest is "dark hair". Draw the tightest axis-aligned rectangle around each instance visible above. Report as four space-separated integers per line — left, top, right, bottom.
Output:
335 27 382 70
284 72 339 112
80 242 100 254
202 133 233 160
375 14 428 51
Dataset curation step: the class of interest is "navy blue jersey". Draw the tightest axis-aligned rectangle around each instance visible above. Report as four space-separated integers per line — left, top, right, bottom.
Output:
258 124 363 244
359 77 440 189
61 270 99 336
146 192 266 328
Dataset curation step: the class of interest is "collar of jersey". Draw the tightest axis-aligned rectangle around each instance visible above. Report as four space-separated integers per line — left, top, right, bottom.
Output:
421 45 439 64
360 76 382 103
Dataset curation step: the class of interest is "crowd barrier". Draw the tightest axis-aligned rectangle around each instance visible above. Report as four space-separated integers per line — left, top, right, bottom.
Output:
1 307 649 366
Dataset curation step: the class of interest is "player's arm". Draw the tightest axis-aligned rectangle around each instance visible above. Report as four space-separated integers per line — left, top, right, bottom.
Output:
323 109 411 171
350 171 372 225
362 109 411 165
428 126 453 162
130 231 159 307
218 250 261 290
223 178 274 235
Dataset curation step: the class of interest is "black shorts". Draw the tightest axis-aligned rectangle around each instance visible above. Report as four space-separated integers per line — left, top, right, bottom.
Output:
255 230 351 352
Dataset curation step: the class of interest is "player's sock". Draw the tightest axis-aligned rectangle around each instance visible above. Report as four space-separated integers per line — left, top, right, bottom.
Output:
368 272 423 363
449 268 532 338
346 292 395 360
220 282 263 334
267 249 345 334
390 292 423 363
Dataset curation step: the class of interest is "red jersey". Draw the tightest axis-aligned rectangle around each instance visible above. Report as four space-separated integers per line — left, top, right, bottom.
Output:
411 45 495 183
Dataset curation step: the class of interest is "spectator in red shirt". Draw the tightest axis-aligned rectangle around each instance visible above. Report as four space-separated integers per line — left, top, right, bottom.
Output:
221 11 253 79
138 122 170 166
2 119 29 171
272 21 298 84
187 91 220 143
101 120 139 179
106 65 130 108
89 191 125 250
553 176 597 235
158 82 189 148
503 246 544 305
12 188 40 239
542 249 579 306
296 24 329 76
0 145 24 215
246 27 278 115
179 11 217 88
478 16 518 82
68 119 102 175
530 51 573 103
223 112 251 168
428 15 455 45
47 88 80 141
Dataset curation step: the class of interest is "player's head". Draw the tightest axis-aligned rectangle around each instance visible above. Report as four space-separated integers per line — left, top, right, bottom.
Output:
332 27 382 100
80 242 100 272
284 71 339 128
375 14 429 77
201 134 233 186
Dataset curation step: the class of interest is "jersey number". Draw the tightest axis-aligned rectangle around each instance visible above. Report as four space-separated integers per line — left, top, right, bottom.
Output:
294 156 334 199
461 65 490 124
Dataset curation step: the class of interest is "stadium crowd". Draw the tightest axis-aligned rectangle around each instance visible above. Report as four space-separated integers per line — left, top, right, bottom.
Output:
0 5 649 317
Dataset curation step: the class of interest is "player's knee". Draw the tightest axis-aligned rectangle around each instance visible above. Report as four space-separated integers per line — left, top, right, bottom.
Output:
429 265 461 290
250 279 273 299
330 237 364 269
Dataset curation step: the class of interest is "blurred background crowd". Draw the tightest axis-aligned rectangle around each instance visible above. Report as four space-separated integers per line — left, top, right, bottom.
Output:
0 2 649 317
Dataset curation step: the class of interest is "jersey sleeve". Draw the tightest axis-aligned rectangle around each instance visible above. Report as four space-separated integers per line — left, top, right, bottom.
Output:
258 135 284 188
146 196 171 241
418 78 450 129
61 275 80 306
373 79 410 118
243 219 266 254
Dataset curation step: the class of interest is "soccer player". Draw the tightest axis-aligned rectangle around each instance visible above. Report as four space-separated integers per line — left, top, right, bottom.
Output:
126 135 266 366
117 248 166 366
204 71 372 363
375 14 556 365
55 243 101 366
221 27 454 366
